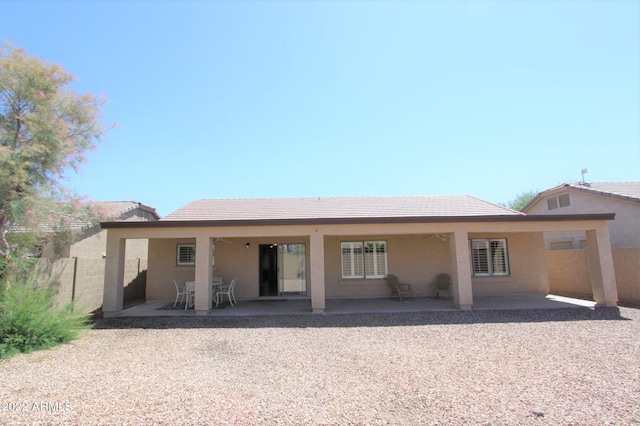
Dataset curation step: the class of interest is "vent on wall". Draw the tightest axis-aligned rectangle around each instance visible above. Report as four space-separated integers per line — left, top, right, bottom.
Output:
547 193 571 210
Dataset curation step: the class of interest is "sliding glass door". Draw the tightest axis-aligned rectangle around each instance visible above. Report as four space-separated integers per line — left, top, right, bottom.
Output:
259 243 306 296
278 244 306 296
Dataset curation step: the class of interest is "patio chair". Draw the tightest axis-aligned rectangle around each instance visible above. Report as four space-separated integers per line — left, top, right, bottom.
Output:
387 274 414 301
215 278 237 306
185 281 196 310
173 280 187 307
432 273 451 298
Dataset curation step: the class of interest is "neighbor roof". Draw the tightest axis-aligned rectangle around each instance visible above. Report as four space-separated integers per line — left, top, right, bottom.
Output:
524 182 640 211
161 195 523 222
12 201 159 234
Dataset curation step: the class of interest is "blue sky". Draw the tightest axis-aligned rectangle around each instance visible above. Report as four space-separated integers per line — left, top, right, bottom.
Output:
4 0 639 216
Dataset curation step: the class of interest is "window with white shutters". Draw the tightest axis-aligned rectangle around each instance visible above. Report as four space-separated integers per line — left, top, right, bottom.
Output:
364 241 388 278
341 241 387 279
177 244 196 266
470 239 509 276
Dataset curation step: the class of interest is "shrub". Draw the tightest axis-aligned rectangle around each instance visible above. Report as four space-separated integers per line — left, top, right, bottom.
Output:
0 271 90 359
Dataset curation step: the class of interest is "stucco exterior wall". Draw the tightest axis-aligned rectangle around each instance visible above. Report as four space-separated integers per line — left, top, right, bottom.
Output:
526 190 640 248
66 230 149 259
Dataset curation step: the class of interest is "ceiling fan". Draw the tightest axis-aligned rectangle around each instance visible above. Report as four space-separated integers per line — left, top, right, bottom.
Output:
213 238 233 245
422 234 448 242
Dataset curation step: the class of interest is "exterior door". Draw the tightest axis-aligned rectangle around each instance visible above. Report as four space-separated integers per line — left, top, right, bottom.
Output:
259 243 306 297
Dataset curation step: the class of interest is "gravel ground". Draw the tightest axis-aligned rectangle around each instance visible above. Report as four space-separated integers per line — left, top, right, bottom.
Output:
1 307 639 426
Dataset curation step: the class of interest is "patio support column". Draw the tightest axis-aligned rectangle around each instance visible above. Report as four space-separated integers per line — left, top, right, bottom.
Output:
586 226 618 307
194 235 213 315
103 231 125 317
309 230 325 313
450 230 473 310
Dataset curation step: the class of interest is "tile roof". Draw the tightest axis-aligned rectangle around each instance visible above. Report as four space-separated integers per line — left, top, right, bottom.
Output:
11 201 159 234
568 182 640 201
162 195 522 222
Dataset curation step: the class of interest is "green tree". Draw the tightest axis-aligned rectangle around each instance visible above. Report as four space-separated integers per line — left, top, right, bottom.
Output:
503 190 537 212
0 42 107 264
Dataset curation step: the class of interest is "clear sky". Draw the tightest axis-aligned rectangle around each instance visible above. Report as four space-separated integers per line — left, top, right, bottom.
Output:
4 0 639 217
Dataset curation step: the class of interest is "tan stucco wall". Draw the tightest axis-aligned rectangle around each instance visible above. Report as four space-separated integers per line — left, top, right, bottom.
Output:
66 230 149 259
526 190 640 248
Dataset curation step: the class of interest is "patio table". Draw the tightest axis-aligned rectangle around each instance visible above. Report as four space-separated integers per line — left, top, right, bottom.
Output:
184 280 224 309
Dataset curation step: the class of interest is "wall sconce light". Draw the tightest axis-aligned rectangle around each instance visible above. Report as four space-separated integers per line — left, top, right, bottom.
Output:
246 242 251 249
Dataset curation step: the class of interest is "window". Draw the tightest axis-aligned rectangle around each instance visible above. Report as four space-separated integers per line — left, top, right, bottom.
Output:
470 239 509 276
341 241 387 279
177 244 195 266
547 193 570 210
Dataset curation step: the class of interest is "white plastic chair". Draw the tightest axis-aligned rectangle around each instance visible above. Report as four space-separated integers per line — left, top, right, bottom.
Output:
185 281 196 310
215 278 237 306
211 277 224 304
173 280 186 307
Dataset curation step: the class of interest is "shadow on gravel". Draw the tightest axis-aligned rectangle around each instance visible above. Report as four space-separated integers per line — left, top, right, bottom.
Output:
91 307 630 330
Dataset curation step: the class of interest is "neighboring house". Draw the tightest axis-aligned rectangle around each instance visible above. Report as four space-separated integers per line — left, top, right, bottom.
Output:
8 201 161 313
522 182 640 250
41 201 160 259
101 195 618 316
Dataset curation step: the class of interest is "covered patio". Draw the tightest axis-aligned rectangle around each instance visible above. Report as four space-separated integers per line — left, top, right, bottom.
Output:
108 293 598 318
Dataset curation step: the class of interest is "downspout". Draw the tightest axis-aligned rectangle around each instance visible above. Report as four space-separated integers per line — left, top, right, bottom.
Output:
71 256 79 309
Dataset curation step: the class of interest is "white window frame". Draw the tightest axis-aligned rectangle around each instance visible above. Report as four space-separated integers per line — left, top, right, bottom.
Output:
176 244 196 266
470 238 509 276
341 240 388 279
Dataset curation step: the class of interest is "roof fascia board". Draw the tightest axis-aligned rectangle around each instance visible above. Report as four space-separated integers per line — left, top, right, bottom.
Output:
101 213 615 229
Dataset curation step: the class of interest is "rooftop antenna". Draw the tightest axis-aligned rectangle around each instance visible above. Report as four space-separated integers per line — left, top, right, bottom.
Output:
580 168 588 185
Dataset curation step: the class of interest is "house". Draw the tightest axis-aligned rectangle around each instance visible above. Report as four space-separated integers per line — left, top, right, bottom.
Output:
101 195 618 316
31 201 159 313
522 183 640 305
522 182 640 249
41 201 159 258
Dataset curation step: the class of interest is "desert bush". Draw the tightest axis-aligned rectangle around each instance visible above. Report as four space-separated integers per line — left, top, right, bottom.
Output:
0 271 90 359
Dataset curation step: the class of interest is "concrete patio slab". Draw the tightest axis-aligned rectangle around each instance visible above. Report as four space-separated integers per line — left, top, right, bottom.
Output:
110 293 597 318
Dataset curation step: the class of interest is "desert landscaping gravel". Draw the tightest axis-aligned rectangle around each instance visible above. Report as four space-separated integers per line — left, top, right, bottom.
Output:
1 307 639 425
